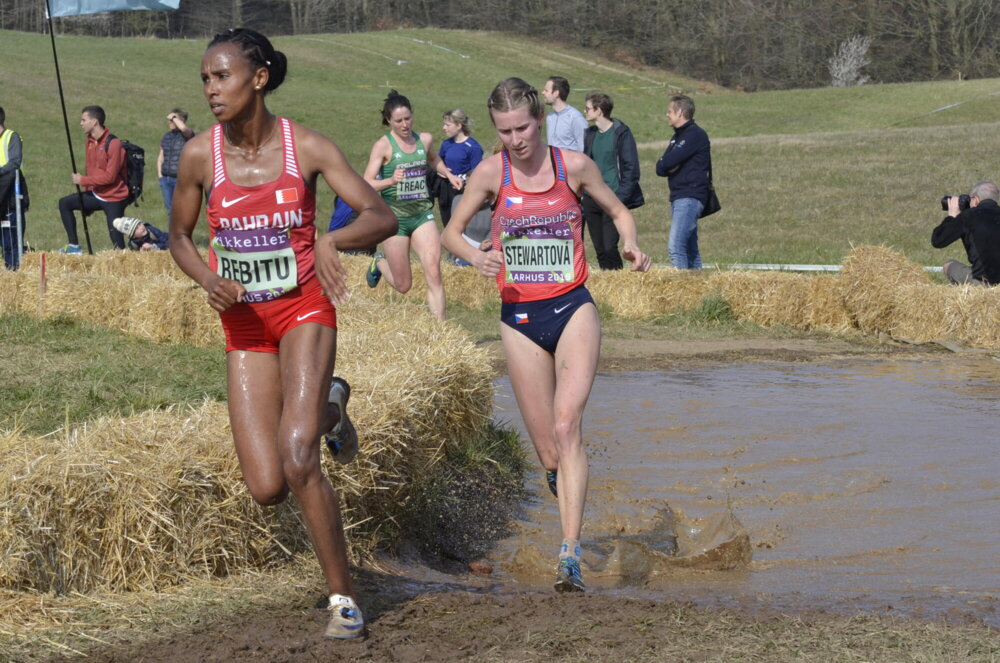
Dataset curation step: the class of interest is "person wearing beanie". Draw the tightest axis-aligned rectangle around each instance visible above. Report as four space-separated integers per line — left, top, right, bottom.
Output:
113 216 168 252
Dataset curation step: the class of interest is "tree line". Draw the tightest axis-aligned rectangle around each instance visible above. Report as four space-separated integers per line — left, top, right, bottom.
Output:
3 0 999 89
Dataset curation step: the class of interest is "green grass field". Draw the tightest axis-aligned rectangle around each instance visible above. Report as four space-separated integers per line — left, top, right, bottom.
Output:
4 27 1000 265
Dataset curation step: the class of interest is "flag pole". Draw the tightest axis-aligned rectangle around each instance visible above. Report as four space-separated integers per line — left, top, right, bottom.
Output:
45 0 93 254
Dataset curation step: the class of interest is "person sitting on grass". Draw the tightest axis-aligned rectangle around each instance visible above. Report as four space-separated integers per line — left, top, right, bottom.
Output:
931 180 1000 286
113 216 168 252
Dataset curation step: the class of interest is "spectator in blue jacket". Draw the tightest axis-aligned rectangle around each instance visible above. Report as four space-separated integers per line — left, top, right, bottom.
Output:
113 216 168 252
656 95 711 269
583 92 644 270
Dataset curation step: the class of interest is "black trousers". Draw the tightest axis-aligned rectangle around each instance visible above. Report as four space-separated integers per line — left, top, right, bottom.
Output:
59 191 127 249
581 195 623 270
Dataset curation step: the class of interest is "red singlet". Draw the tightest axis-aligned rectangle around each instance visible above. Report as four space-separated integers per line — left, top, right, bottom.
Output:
207 117 317 304
491 146 588 304
206 117 335 353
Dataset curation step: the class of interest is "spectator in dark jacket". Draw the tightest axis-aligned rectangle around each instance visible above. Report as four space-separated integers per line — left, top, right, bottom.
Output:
931 181 1000 286
582 92 644 270
656 94 711 269
157 108 194 217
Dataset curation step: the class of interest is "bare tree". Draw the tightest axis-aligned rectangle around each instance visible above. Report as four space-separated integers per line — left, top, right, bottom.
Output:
829 34 873 86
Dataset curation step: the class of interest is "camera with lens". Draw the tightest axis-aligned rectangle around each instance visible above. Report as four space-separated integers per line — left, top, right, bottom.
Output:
941 194 971 212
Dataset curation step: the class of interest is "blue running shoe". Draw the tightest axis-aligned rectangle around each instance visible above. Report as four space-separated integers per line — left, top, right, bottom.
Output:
366 251 384 288
324 377 358 464
546 469 558 498
57 244 83 255
555 557 585 593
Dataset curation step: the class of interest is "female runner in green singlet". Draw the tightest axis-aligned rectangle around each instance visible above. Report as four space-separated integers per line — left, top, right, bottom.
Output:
363 90 462 322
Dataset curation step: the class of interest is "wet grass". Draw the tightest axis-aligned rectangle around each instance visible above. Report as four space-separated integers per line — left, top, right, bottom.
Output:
0 313 226 435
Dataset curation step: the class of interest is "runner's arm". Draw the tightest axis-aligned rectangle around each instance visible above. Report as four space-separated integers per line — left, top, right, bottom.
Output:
168 135 246 311
362 137 398 192
441 156 503 278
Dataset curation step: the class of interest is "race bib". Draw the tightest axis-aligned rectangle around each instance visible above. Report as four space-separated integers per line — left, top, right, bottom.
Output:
502 236 574 284
212 227 298 303
397 166 428 200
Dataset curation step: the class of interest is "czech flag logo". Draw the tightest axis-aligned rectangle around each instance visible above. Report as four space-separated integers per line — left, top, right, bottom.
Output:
505 196 522 207
515 313 529 324
276 188 299 204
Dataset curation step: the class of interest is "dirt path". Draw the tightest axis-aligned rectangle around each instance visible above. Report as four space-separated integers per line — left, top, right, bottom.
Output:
63 336 994 663
78 569 995 663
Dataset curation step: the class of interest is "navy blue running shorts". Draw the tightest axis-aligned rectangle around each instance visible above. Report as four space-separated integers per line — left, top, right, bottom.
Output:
500 286 595 354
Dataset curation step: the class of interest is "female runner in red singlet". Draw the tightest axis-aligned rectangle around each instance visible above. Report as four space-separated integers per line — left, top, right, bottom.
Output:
442 78 651 593
169 29 396 640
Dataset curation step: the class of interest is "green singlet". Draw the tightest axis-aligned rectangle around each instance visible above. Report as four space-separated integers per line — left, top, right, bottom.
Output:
380 132 434 220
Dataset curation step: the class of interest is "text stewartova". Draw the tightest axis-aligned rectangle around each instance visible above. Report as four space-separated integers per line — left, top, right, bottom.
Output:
503 243 571 267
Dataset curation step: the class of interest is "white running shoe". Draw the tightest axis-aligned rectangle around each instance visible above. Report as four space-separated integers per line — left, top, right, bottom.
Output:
324 594 365 639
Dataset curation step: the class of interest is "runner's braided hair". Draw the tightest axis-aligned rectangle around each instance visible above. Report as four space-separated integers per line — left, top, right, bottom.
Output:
381 90 413 126
487 78 544 121
208 28 287 93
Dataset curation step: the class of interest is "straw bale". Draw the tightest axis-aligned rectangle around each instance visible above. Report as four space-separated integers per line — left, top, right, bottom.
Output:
41 273 132 331
707 270 811 327
0 268 30 315
838 245 929 335
891 282 955 343
0 296 494 593
336 254 497 311
588 268 711 318
440 262 499 310
20 250 192 279
803 274 852 332
0 402 309 594
943 285 1000 349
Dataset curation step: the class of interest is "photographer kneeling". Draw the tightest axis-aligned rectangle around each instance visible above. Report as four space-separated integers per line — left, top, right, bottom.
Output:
931 181 1000 286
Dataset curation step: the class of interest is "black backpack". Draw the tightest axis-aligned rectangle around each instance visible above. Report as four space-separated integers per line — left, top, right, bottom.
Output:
103 133 145 205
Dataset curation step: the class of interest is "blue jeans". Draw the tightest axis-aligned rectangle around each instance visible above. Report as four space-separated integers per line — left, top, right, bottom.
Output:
159 176 177 217
2 209 24 270
669 197 704 269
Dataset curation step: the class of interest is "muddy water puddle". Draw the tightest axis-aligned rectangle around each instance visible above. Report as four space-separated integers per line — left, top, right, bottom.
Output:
488 358 1000 625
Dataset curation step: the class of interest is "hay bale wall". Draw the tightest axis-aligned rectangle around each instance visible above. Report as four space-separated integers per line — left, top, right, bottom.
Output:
2 244 999 594
0 403 306 594
1 255 495 594
0 299 495 595
5 245 1000 352
839 245 930 334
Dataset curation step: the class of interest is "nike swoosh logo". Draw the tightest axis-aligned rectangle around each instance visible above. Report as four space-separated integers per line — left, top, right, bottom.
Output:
547 200 558 205
296 311 322 322
221 194 250 208
554 304 571 314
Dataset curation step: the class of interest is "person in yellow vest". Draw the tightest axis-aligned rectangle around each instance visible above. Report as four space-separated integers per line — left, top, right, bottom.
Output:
0 106 27 269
